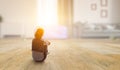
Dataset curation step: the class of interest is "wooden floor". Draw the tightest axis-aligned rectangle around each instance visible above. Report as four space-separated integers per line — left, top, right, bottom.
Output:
0 38 120 70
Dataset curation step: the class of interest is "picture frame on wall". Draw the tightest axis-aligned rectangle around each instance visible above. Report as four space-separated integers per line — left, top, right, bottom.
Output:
91 3 97 11
101 9 108 18
100 0 108 7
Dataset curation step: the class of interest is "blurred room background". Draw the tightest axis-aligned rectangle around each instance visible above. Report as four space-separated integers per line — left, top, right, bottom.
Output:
0 0 120 39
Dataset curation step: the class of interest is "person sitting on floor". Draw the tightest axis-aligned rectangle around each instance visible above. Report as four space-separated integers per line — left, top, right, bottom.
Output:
32 28 50 62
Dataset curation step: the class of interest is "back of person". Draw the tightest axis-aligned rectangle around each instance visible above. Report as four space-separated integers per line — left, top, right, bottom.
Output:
32 38 48 62
32 38 45 52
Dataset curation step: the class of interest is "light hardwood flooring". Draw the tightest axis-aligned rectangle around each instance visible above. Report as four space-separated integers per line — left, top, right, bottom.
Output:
0 38 120 70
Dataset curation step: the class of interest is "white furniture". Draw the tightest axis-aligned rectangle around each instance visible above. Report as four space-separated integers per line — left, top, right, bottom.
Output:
1 23 24 38
73 23 120 38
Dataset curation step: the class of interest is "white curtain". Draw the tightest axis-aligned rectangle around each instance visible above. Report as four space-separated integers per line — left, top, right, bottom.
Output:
58 0 73 38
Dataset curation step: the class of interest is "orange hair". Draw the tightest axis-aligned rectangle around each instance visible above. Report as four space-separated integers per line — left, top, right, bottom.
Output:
35 28 44 39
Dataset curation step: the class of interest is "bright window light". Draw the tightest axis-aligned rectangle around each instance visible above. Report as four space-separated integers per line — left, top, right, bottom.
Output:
37 0 58 28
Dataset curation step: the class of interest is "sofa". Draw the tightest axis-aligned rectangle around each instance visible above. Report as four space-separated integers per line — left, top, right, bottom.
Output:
73 23 120 38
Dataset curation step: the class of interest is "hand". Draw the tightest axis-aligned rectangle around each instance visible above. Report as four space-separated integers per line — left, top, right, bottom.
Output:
46 41 50 45
44 40 50 45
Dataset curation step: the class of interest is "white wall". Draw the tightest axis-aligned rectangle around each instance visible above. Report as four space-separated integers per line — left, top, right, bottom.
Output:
111 0 120 23
0 0 37 38
74 0 113 24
